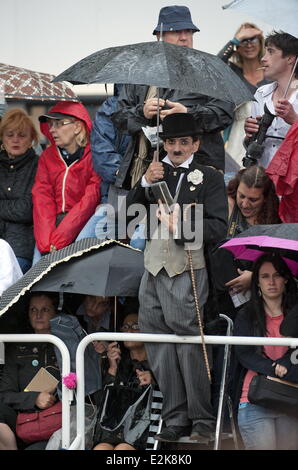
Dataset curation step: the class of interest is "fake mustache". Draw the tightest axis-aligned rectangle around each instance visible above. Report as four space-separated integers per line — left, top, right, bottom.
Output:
173 151 183 156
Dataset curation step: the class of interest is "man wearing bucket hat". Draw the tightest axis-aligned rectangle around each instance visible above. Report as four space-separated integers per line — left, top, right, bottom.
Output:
126 113 228 442
112 5 234 190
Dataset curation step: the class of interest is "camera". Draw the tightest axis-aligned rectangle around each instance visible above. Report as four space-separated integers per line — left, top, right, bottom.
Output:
242 104 276 168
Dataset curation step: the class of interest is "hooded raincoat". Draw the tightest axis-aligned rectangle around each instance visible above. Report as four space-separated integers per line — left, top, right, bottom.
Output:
266 121 298 223
32 101 101 253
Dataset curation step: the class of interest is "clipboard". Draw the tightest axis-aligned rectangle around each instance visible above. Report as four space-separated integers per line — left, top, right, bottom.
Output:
24 367 59 392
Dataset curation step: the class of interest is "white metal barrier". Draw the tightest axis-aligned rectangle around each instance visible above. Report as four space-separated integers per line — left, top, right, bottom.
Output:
0 334 73 449
70 332 298 450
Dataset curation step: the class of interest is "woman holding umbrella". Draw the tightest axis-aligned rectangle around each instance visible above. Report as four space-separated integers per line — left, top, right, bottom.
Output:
234 252 298 450
32 101 101 260
224 165 281 297
210 165 281 317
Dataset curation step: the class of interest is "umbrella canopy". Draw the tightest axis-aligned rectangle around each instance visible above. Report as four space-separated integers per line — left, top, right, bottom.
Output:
222 0 298 38
0 239 144 322
0 63 78 102
220 223 298 275
53 41 254 106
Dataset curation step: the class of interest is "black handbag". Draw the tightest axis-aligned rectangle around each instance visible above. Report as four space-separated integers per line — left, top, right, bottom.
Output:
248 375 298 415
94 384 153 448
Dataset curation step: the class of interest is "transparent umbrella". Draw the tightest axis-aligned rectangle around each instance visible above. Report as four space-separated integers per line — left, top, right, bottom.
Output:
222 0 298 38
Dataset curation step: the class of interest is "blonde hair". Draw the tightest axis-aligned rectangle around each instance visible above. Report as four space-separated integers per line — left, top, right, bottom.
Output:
74 119 89 148
232 23 265 66
0 108 39 146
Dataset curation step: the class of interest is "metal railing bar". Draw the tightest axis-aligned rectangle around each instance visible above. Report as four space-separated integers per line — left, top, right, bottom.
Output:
0 334 72 449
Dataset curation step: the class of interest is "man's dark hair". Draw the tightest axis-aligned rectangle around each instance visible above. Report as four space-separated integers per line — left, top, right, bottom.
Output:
265 31 298 75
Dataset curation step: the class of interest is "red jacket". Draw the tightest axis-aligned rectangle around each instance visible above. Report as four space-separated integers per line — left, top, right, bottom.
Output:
32 101 101 253
266 121 298 223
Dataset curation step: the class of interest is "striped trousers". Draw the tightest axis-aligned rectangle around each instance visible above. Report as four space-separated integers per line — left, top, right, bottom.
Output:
139 268 215 427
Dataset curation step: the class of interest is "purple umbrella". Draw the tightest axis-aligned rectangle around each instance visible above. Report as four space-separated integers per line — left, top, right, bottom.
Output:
221 235 298 275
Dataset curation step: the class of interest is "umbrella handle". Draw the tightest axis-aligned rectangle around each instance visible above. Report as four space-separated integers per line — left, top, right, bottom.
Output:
152 150 159 162
155 88 160 162
283 57 298 99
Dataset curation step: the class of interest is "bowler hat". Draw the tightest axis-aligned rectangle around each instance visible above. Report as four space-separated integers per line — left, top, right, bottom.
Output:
153 5 199 35
160 113 201 139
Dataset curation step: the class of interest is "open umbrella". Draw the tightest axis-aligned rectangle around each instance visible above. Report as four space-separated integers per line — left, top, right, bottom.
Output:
0 238 144 326
0 63 78 102
220 223 298 275
222 0 298 38
53 41 254 107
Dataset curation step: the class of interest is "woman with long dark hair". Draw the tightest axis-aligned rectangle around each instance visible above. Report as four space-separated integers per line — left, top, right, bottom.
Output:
225 165 281 296
234 253 298 450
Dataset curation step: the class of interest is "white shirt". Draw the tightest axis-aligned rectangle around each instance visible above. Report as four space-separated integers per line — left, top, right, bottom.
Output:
0 239 23 296
141 154 194 190
251 82 298 168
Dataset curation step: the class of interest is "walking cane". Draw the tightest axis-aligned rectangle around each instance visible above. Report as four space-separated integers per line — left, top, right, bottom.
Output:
187 249 212 383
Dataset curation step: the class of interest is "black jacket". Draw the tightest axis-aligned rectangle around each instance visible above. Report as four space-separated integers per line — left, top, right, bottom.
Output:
0 342 60 411
0 148 38 259
126 160 228 246
232 306 298 409
112 85 234 189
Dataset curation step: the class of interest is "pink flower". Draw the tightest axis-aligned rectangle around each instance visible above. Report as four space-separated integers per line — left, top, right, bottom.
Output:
62 372 77 389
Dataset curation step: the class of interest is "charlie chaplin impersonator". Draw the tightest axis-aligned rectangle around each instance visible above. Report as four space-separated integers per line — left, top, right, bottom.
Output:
126 113 228 441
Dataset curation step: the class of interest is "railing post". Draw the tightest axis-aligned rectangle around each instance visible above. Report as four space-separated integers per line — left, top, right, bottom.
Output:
0 334 72 449
72 332 298 450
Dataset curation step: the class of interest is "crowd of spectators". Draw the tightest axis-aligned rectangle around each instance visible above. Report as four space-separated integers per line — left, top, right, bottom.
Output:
0 4 298 452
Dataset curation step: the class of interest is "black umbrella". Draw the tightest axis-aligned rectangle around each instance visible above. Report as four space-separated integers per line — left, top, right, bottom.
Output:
53 41 254 106
232 223 298 241
0 239 144 326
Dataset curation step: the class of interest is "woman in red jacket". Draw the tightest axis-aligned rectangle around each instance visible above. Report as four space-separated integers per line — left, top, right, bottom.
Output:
32 101 101 259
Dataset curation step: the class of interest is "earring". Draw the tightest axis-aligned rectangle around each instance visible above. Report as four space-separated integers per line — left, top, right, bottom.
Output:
258 288 262 297
1 143 5 151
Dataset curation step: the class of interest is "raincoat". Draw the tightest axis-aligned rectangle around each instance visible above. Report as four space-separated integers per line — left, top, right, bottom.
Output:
266 121 298 223
32 101 101 253
112 84 234 189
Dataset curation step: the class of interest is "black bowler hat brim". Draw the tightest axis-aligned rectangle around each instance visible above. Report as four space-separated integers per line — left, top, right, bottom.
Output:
160 129 200 139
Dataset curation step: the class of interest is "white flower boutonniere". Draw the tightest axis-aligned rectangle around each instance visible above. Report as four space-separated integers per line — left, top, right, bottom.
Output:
187 169 203 186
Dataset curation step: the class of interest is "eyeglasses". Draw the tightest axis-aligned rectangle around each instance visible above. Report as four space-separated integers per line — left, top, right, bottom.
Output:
47 119 75 129
120 323 140 331
239 37 259 46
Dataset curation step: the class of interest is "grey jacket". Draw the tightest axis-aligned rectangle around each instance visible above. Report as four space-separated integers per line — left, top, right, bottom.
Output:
111 84 234 189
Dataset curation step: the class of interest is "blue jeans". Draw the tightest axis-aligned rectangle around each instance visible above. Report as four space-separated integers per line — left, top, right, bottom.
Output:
76 206 115 241
238 402 298 450
16 257 32 274
129 223 146 251
32 245 42 266
76 205 146 251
